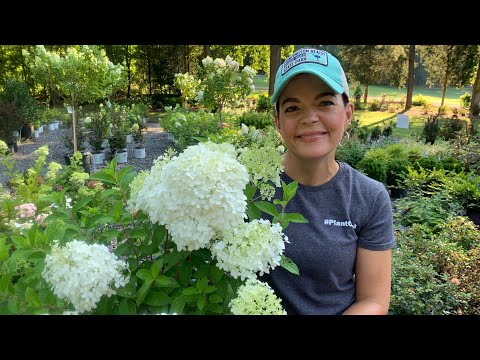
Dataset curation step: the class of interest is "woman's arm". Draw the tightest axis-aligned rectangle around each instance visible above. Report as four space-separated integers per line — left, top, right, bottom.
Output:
342 247 392 315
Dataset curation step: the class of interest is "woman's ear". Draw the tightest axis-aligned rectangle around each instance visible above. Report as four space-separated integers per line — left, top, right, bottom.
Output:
344 102 354 128
275 115 281 132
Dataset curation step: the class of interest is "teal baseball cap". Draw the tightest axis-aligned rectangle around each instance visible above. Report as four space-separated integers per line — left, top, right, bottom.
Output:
270 48 349 106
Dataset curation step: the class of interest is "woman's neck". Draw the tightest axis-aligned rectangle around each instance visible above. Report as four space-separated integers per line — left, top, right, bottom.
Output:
283 153 339 186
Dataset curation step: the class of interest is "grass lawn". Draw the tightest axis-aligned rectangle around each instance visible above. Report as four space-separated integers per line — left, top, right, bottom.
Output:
253 75 471 107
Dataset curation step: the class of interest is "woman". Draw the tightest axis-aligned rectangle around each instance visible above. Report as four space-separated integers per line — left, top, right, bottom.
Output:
262 48 396 315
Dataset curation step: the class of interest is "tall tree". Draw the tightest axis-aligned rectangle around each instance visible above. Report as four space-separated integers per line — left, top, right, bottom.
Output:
405 45 415 110
125 45 131 98
25 45 127 152
470 58 480 122
339 45 408 105
203 45 211 58
269 45 281 96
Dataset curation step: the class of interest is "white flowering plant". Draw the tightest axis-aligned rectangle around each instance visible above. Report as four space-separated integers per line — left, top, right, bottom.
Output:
175 55 256 128
0 135 306 314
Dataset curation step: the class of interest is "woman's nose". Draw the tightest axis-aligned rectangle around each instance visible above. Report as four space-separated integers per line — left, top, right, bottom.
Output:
302 108 320 125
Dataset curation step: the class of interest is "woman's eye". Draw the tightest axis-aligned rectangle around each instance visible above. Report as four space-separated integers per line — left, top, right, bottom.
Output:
285 105 299 112
319 100 334 106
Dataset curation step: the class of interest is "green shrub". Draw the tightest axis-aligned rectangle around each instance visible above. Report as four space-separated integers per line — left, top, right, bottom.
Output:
438 216 480 251
236 111 274 129
390 246 465 315
412 94 428 107
368 100 381 111
422 114 440 144
437 105 449 116
370 125 382 141
335 140 366 169
460 92 471 110
357 157 387 183
440 116 464 141
386 158 410 188
255 94 274 113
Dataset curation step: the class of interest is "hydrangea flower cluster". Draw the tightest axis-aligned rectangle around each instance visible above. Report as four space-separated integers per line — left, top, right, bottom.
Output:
15 203 37 218
211 219 288 280
42 240 129 313
229 278 286 315
136 142 249 251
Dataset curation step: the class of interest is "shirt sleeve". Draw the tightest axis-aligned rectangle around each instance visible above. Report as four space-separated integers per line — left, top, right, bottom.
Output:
357 186 397 251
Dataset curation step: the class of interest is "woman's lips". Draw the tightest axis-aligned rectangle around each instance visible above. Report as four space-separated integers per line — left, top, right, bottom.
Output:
296 131 327 142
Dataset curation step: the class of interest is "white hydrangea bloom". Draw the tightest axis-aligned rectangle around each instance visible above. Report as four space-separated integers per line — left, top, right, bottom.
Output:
202 56 213 66
127 169 150 212
136 142 249 252
225 55 233 66
214 58 226 68
195 90 204 101
238 143 283 200
42 240 129 313
229 278 286 315
231 61 240 70
276 145 285 154
242 65 256 78
211 219 288 280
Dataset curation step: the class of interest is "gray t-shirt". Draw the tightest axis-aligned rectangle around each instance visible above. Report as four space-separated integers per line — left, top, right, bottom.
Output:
261 161 396 315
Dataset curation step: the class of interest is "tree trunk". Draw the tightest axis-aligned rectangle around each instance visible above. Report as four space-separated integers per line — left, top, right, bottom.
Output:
125 45 131 98
72 97 77 153
470 60 480 123
218 104 223 129
203 45 211 58
363 84 369 106
185 45 190 73
405 45 415 110
440 62 449 107
105 45 113 61
269 45 282 96
147 45 152 96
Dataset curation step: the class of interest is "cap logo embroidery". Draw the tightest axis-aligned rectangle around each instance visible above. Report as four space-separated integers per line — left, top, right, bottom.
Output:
281 49 328 75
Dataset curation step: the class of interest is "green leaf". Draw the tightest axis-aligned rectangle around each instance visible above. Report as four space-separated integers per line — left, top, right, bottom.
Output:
179 263 193 287
273 199 287 207
207 303 223 314
197 295 206 310
203 285 217 294
113 201 124 221
118 299 136 314
25 288 42 308
283 213 309 224
152 225 167 245
129 228 147 240
114 242 130 257
209 266 224 284
95 296 115 314
254 201 279 217
144 292 171 307
285 180 299 202
99 189 122 201
170 294 186 314
136 280 154 306
0 238 12 261
244 184 257 200
89 171 117 185
136 269 153 282
196 277 208 292
182 287 200 296
86 214 116 229
71 198 91 219
280 254 300 275
150 259 164 278
116 281 136 299
44 220 66 243
281 180 293 203
98 229 121 244
246 202 261 221
154 275 179 288
164 249 185 272
119 171 137 192
10 235 31 249
208 294 223 304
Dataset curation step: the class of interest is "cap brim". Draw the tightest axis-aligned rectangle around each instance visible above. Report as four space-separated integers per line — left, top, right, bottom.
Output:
270 65 345 105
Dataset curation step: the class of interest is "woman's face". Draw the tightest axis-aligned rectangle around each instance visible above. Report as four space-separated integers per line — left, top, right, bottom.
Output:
275 73 353 162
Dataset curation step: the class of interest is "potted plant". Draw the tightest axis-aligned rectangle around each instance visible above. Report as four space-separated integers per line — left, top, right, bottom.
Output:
109 127 128 163
86 113 109 165
63 117 91 173
132 123 146 159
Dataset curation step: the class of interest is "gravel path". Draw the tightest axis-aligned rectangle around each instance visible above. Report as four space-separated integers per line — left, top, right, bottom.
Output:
0 119 174 190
